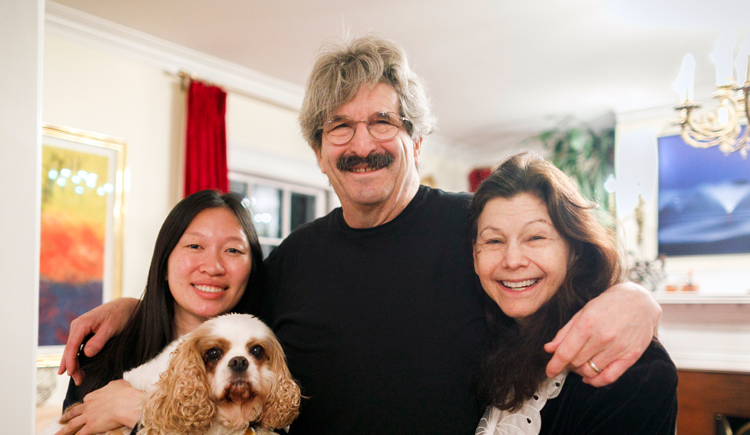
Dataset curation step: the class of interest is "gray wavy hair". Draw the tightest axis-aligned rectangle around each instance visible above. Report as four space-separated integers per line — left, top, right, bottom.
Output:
299 35 436 151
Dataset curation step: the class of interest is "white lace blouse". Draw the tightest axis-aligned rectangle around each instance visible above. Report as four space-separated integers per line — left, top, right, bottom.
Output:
475 371 569 435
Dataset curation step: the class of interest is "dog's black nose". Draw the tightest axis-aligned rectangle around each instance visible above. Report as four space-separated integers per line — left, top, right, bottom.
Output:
228 356 249 373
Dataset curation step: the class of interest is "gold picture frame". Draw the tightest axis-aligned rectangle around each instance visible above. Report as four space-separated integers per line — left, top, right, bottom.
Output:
37 124 127 367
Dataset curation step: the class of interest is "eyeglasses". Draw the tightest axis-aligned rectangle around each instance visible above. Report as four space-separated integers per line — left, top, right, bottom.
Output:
322 112 410 145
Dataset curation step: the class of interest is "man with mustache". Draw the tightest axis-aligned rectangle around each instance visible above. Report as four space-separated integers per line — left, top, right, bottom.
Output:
61 35 661 435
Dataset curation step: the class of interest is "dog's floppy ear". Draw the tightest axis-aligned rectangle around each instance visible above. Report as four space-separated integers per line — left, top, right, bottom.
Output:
260 337 301 430
140 332 215 435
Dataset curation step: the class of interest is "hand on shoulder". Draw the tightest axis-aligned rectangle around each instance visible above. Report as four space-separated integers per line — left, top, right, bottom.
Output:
544 282 661 387
58 298 139 385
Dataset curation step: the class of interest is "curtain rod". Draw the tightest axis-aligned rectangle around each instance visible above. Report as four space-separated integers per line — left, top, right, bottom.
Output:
177 70 218 92
173 70 298 111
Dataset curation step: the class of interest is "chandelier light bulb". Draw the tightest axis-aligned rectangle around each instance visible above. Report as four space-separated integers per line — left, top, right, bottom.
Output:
673 54 696 102
710 32 735 85
735 33 750 85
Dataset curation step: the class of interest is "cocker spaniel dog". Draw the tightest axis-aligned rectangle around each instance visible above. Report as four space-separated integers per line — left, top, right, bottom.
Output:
45 313 300 435
137 313 300 435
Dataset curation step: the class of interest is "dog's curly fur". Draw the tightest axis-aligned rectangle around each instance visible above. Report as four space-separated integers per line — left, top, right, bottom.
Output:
139 332 216 434
42 314 299 435
137 313 301 435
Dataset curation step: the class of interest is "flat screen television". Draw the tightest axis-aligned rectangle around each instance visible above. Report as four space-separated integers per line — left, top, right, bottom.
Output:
657 130 750 256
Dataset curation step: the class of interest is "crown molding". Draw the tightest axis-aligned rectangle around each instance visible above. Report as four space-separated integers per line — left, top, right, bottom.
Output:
44 1 304 110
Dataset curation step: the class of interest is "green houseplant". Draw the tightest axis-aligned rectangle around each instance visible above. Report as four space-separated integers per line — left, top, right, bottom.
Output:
538 125 616 226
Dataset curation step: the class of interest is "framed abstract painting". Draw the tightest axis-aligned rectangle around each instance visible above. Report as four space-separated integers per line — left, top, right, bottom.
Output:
657 131 750 256
37 124 126 367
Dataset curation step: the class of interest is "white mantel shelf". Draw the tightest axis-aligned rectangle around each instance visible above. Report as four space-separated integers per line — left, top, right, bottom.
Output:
657 300 750 374
655 294 750 305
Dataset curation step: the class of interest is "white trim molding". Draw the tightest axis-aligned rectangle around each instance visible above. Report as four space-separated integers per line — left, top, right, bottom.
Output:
658 303 750 374
229 142 331 191
45 1 304 110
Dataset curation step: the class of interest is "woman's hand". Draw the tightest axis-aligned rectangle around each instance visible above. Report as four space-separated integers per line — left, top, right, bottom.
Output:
58 298 139 385
544 282 661 387
55 380 143 435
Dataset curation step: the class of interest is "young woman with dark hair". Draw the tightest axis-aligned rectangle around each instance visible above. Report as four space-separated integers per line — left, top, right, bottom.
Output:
470 152 677 435
56 189 264 435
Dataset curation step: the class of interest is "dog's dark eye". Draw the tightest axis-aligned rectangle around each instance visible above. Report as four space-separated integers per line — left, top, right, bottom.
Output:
249 345 264 359
205 347 223 362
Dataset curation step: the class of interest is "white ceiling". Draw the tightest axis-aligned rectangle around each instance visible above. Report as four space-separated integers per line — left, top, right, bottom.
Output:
52 0 750 157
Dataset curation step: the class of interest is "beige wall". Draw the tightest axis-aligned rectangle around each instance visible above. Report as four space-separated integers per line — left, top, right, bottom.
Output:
227 94 311 161
225 93 333 191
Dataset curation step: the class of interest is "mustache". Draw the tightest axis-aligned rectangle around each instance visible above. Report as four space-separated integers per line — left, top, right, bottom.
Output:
336 153 395 171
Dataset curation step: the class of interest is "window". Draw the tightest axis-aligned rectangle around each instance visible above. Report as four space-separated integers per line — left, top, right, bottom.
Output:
230 172 331 258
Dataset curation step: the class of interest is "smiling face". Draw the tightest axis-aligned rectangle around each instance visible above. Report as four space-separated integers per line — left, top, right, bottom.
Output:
315 83 422 226
168 207 252 335
473 193 571 322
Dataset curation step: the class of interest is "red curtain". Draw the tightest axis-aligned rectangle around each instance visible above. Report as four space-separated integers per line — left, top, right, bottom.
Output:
469 168 492 192
184 80 228 196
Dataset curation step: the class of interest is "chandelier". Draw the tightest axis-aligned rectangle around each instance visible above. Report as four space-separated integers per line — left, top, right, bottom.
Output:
674 33 750 158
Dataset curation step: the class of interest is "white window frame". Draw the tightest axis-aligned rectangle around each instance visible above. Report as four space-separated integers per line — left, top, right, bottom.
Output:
229 171 332 248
